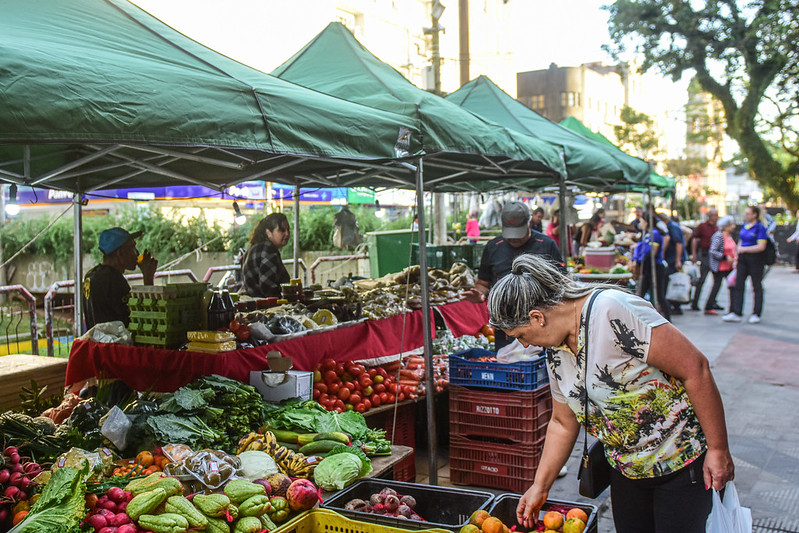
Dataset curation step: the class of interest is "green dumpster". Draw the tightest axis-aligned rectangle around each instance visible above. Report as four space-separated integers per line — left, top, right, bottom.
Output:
366 229 429 278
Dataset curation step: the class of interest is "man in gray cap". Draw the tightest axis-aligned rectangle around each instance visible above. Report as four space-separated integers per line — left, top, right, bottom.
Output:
462 201 564 350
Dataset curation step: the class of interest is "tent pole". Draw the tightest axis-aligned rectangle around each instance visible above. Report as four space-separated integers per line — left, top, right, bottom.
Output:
293 184 300 279
73 193 83 337
415 159 438 485
558 177 569 262
647 186 658 311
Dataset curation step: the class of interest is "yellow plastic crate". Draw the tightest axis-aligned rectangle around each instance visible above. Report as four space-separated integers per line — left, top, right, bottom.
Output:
273 509 451 533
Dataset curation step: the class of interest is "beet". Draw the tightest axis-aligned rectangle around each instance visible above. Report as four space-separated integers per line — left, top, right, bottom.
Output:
0 469 10 484
108 513 131 526
384 494 400 512
86 513 108 530
116 525 136 533
107 487 126 503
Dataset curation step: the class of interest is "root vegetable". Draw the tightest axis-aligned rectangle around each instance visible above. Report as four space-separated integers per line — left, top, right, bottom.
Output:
107 487 126 503
397 504 412 518
86 513 108 530
384 495 400 512
116 525 136 533
0 469 9 484
400 495 417 508
4 485 21 501
369 493 383 506
3 446 19 457
379 487 398 498
344 499 369 512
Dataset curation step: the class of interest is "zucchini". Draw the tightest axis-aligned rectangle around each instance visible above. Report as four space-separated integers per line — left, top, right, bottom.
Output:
299 439 345 455
313 432 350 445
297 433 319 446
270 429 300 443
278 441 299 451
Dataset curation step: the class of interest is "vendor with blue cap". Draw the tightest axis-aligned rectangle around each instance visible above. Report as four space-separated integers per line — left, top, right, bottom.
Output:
82 227 157 330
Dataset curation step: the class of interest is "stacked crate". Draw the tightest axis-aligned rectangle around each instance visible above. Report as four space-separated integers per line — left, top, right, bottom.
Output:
128 283 208 348
366 402 416 482
448 348 552 493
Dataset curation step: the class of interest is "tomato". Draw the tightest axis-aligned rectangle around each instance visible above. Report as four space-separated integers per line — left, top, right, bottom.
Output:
335 362 345 375
335 399 345 410
368 368 378 378
314 382 328 394
328 381 341 394
348 364 365 377
355 403 367 413
398 392 405 402
387 393 396 403
321 358 337 371
379 392 390 403
362 385 373 396
403 385 413 395
349 393 362 405
323 370 338 383
312 388 320 400
373 374 384 384
345 403 354 411
388 382 397 394
335 407 344 413
313 370 322 383
374 383 386 393
376 367 388 378
358 374 372 388
370 393 382 407
344 381 356 391
337 387 351 401
341 372 354 382
85 493 98 510
363 398 372 410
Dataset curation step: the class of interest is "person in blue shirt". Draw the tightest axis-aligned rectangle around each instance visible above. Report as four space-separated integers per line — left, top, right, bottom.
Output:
658 212 686 315
723 205 769 323
632 214 670 321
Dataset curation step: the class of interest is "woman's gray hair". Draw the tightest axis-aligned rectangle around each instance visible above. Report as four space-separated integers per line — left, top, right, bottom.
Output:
488 254 597 331
717 216 734 228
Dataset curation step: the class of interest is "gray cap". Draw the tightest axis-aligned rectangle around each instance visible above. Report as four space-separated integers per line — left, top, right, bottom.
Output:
501 201 530 239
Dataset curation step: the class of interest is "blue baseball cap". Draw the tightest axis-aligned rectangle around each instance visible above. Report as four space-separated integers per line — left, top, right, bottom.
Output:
98 227 143 255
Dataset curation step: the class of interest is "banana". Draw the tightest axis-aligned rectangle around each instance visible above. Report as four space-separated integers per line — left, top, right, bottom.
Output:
237 432 258 454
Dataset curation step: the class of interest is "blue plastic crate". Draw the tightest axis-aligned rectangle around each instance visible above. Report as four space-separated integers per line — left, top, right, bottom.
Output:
449 348 549 391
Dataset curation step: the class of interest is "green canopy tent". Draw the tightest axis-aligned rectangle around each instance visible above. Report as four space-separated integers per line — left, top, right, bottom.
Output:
446 76 651 191
271 22 567 192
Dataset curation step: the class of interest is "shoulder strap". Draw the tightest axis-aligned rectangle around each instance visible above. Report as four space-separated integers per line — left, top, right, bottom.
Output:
582 288 607 454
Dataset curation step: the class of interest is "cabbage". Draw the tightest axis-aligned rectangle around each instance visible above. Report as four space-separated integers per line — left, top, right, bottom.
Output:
313 453 363 491
237 451 279 480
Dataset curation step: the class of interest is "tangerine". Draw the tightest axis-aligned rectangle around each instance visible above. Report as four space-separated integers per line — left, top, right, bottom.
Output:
460 525 481 533
542 511 564 530
481 516 504 533
469 510 490 528
135 450 154 467
562 517 586 533
566 508 589 524
12 511 29 526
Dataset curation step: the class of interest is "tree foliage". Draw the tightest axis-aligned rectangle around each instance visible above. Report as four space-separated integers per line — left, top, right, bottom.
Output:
614 105 661 159
604 0 799 210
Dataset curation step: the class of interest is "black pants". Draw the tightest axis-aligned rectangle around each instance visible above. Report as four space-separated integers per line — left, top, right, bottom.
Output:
691 249 711 309
732 253 765 316
639 261 670 321
610 453 711 533
704 269 732 312
795 246 799 269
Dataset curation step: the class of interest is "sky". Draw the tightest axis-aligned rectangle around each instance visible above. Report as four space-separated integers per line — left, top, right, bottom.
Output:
131 0 689 155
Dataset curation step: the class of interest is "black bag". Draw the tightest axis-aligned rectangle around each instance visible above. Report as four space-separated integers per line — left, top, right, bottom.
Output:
764 238 776 266
576 289 612 499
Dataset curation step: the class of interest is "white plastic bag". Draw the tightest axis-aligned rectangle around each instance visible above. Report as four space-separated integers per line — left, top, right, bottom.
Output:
666 271 691 303
727 269 737 288
79 321 133 344
706 482 752 533
683 261 701 285
497 339 543 363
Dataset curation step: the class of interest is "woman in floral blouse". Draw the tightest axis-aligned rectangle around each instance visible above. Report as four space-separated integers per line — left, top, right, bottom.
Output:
488 254 734 533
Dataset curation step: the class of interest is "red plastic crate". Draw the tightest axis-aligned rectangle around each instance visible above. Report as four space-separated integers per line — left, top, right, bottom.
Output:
449 434 544 493
449 385 552 443
371 403 416 482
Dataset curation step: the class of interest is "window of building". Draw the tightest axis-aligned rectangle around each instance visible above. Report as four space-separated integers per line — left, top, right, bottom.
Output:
561 92 580 107
529 94 545 109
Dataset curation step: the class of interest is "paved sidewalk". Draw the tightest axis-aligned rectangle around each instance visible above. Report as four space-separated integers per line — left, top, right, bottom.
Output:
417 265 799 532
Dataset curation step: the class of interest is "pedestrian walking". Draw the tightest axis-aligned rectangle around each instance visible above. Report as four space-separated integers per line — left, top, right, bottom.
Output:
659 212 687 315
488 254 734 533
704 216 737 315
787 209 799 272
724 205 769 323
466 210 480 244
690 209 719 311
529 206 545 233
631 214 670 321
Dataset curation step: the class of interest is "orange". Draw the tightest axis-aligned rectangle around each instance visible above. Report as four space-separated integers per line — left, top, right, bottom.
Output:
460 525 481 533
135 450 154 467
481 517 504 533
562 517 586 533
487 335 495 343
12 511 29 526
566 508 589 523
542 511 564 530
469 510 490 528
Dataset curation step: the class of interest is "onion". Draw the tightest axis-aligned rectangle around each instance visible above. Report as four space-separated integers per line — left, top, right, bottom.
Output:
101 499 118 512
86 513 108 530
107 487 125 503
98 527 119 533
116 525 136 533
116 501 127 513
0 469 10 484
108 513 131 526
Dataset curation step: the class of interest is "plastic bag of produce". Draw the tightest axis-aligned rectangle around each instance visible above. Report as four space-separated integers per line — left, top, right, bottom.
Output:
237 451 279 481
79 320 133 344
497 339 543 363
100 405 132 451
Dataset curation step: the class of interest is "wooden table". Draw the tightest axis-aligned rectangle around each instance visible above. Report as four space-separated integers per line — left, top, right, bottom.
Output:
0 354 67 410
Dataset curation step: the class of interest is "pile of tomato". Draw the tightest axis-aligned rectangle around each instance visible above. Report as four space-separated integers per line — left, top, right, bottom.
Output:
311 359 414 413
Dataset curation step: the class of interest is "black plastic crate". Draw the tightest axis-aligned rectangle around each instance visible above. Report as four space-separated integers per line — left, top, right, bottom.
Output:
488 493 597 533
321 479 494 531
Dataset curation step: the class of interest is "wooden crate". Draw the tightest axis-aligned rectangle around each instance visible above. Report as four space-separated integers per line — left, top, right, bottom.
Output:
0 355 68 410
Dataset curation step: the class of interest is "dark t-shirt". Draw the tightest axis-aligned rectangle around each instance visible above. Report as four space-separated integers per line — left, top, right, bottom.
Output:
82 264 131 329
530 220 543 233
693 221 718 251
478 231 565 285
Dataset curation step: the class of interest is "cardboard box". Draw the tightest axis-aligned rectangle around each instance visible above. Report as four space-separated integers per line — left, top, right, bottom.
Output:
250 370 313 403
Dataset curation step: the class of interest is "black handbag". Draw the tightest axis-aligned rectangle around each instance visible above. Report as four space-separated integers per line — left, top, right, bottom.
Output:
577 289 612 499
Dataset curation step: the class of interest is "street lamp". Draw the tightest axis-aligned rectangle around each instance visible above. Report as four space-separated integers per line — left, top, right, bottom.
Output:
431 0 446 20
424 1 446 95
233 201 246 225
5 184 19 216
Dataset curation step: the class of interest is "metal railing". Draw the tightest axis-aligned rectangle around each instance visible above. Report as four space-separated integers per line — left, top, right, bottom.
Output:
203 259 309 286
42 269 200 357
309 254 369 284
0 285 39 356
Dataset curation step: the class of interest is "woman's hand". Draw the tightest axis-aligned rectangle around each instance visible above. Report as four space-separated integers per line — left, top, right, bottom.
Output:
704 447 735 490
516 484 548 529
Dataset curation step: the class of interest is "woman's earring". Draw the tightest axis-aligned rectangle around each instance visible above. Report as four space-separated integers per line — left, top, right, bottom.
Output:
539 322 544 327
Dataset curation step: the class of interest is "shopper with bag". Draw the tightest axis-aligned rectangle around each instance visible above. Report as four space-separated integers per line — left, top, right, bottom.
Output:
630 215 670 321
723 206 769 324
487 254 734 533
705 217 738 315
690 209 719 311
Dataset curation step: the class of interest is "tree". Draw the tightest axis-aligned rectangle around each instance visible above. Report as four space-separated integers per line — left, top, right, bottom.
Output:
604 0 799 210
614 105 661 159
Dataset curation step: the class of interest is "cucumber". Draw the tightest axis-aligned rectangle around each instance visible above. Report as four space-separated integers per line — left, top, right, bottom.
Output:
299 439 345 455
271 430 300 443
278 441 299 451
313 432 350 445
297 433 319 446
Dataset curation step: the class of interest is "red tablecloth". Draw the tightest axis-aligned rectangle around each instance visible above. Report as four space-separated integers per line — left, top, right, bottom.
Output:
65 301 489 393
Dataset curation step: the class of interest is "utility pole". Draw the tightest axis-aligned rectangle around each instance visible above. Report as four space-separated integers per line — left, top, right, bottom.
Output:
459 0 470 86
427 1 448 244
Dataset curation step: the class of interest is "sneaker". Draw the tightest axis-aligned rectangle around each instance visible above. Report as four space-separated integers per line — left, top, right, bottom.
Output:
722 313 742 322
557 465 568 478
713 304 725 310
748 315 761 324
689 305 700 311
704 310 718 315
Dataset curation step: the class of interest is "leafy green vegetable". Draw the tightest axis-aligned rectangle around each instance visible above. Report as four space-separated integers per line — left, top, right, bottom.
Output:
9 462 89 533
313 453 364 491
146 413 222 448
159 388 212 412
327 445 372 477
